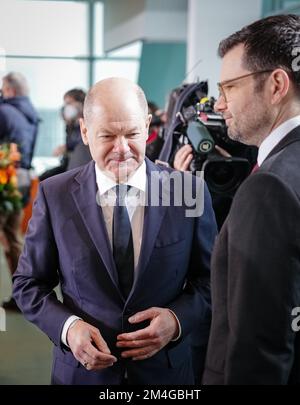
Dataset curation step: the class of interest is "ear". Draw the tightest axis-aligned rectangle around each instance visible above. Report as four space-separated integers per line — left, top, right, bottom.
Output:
270 69 290 105
79 118 89 145
145 114 152 140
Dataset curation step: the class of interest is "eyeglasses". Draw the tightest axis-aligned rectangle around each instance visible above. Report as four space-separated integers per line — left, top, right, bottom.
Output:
217 70 273 103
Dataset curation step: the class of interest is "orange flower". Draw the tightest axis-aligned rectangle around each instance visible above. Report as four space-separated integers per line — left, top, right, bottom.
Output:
0 169 8 185
6 164 16 177
0 143 23 213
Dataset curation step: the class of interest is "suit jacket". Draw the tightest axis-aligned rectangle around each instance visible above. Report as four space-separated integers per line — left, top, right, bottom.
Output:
13 158 217 385
203 127 300 385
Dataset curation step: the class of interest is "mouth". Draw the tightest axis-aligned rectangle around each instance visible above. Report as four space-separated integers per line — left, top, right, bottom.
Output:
109 157 134 164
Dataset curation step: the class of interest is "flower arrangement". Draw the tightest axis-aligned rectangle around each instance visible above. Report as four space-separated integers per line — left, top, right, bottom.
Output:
0 143 23 214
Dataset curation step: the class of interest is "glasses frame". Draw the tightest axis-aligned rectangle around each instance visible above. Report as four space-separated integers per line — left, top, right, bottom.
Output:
217 70 273 103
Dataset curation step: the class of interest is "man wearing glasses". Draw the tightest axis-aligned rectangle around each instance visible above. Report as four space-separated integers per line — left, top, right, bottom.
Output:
203 14 300 385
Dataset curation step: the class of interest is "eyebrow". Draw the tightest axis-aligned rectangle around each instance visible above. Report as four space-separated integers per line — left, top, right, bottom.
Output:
97 126 140 134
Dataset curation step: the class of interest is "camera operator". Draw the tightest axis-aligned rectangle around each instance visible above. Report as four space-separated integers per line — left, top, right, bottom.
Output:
161 93 258 229
174 143 232 171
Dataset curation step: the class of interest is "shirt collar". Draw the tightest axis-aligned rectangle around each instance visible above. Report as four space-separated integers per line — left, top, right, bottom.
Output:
258 115 300 166
95 160 147 196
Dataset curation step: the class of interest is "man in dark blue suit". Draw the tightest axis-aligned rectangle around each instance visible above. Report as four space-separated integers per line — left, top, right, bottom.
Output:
13 77 217 385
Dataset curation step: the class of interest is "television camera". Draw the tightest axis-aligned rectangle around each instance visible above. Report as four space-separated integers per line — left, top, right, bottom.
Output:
159 82 257 228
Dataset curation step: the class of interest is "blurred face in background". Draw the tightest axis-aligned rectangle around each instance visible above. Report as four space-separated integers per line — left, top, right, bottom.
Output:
1 79 15 99
62 95 83 124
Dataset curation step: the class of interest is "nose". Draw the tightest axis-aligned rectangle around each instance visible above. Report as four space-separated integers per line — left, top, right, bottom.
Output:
112 136 130 154
214 94 227 113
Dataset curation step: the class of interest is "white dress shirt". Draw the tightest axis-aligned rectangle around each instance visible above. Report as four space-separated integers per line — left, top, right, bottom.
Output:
257 115 300 166
95 161 146 271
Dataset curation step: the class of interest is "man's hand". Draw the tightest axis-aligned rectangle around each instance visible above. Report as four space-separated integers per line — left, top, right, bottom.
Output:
116 307 179 361
173 145 193 171
67 320 117 371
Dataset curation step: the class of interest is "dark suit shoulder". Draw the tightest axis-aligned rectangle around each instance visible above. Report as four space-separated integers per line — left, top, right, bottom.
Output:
261 137 300 196
40 161 93 192
235 169 299 205
229 170 300 239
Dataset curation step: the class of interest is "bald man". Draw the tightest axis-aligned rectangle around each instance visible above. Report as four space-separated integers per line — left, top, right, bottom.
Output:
13 78 217 385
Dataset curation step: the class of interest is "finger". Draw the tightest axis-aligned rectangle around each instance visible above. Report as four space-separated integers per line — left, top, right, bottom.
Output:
80 351 116 368
128 308 158 324
117 325 153 341
84 339 115 360
181 144 193 157
176 145 192 163
83 343 117 363
116 338 155 349
121 346 157 359
80 358 115 371
175 145 188 158
182 153 193 171
90 329 111 354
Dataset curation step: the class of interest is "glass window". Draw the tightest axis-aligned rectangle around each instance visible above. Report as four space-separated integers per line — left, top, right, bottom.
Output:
1 58 88 108
0 0 142 166
0 0 88 57
94 1 104 56
94 60 140 83
107 41 143 58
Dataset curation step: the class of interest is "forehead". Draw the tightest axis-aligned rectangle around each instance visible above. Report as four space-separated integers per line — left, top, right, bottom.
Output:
220 43 248 81
89 101 145 124
97 119 144 132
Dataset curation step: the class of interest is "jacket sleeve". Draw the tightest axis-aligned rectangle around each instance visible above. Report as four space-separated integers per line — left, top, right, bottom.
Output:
168 180 218 338
12 183 74 347
225 172 300 384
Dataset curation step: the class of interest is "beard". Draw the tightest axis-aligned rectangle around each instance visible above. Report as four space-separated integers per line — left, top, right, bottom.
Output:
226 104 274 146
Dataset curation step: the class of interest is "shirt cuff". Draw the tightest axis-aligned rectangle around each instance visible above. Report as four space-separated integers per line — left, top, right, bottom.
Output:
168 309 182 341
61 315 82 347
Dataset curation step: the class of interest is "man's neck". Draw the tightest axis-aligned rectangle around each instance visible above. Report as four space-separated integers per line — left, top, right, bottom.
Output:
258 105 300 147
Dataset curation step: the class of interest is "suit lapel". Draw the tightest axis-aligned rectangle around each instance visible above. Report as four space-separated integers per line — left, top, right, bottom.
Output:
71 162 120 294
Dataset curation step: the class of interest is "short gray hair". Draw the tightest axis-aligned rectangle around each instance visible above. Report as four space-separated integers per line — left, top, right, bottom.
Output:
3 72 29 96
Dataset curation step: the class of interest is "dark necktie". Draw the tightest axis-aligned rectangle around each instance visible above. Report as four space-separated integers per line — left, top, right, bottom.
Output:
113 185 134 298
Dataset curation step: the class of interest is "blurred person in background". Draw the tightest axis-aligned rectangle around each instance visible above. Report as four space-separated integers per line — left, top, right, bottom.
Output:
145 101 166 162
39 88 91 180
0 72 39 310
